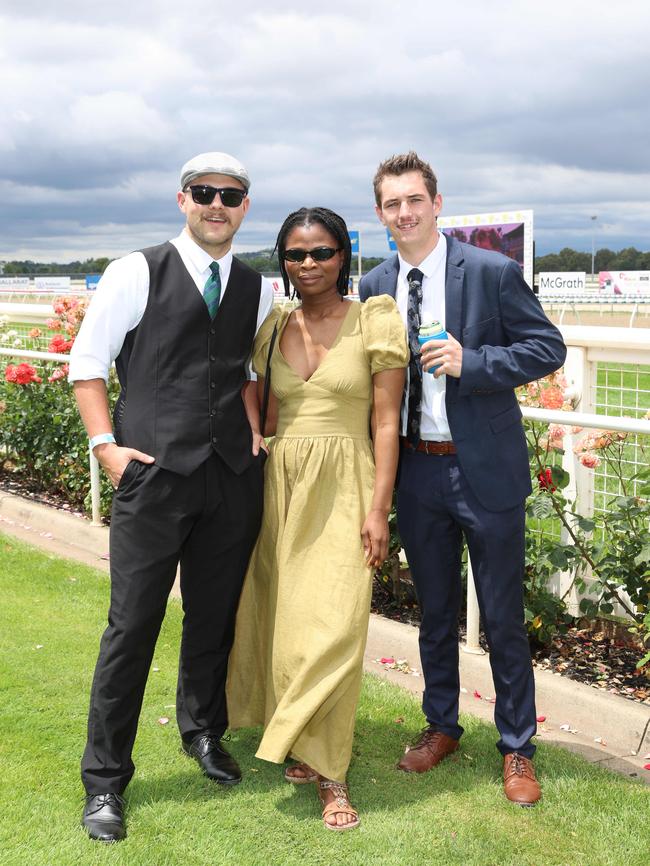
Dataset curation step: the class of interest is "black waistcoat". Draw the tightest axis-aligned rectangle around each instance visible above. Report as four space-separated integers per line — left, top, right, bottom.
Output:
113 242 262 476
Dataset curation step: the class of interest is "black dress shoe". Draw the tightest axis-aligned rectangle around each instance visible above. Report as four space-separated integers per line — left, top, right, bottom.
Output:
182 734 242 785
82 793 126 842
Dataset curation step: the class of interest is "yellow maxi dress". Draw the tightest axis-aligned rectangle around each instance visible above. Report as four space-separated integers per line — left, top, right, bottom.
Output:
226 295 408 782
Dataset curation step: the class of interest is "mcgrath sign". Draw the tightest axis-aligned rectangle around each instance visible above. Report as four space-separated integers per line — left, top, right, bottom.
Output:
538 272 586 295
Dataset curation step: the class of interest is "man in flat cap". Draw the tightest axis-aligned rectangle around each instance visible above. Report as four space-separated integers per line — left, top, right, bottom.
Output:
69 152 274 842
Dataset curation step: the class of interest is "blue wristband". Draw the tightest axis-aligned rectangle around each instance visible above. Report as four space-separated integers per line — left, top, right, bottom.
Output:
89 433 116 450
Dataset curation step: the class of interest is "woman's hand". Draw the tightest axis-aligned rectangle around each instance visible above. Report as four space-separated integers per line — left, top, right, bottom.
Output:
361 508 389 568
251 432 269 456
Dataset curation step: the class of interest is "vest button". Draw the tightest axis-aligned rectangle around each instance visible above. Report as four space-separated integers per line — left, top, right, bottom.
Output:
212 436 218 443
210 382 216 389
210 409 217 416
210 328 216 335
210 354 216 362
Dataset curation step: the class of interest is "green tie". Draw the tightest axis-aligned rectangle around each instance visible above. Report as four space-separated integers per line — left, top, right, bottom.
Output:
204 262 221 318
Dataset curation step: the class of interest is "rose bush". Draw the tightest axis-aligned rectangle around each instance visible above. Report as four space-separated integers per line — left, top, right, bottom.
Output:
521 374 649 663
0 297 117 517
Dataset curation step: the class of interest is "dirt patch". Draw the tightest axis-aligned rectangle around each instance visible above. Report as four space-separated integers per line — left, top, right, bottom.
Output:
372 578 649 706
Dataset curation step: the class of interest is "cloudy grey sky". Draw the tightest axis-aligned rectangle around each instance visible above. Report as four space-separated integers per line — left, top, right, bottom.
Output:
1 0 649 261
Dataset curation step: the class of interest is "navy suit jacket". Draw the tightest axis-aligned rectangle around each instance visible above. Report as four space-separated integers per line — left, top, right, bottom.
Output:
358 236 567 512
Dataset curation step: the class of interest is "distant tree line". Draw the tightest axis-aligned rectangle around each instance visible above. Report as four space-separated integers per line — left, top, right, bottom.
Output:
535 247 650 273
3 247 648 277
1 257 113 275
1 251 388 276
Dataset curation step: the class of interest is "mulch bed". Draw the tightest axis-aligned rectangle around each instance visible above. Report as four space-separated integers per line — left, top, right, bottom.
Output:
0 468 89 520
371 580 649 706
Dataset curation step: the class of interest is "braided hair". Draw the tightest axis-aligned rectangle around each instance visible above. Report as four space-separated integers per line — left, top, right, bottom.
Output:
275 207 352 299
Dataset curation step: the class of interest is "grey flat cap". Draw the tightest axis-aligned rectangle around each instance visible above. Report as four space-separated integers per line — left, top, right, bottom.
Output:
180 151 250 192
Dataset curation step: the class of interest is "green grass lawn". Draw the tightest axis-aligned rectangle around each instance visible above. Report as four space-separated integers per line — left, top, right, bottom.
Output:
1 534 648 866
595 363 650 417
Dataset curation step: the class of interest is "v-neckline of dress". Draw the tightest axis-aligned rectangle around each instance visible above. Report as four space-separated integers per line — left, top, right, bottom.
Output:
278 300 356 384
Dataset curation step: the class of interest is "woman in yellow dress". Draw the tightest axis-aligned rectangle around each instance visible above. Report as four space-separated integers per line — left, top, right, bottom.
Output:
227 207 408 830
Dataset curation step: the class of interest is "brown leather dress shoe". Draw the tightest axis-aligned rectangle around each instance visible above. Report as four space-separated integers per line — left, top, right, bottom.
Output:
397 728 459 773
503 753 541 806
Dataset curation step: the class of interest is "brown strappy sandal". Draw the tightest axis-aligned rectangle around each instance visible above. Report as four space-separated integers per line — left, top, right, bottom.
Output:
283 762 318 784
318 780 361 832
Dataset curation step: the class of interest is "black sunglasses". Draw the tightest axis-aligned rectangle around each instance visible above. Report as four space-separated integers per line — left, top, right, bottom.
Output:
186 185 247 208
283 246 342 263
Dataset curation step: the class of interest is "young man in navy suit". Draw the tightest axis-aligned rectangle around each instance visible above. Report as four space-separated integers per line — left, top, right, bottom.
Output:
359 152 566 805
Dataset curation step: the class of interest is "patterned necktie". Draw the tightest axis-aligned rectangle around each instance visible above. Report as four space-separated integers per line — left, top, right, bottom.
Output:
204 261 221 318
406 268 424 444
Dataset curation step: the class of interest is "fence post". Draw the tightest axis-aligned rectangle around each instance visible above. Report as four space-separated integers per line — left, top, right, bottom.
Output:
552 345 595 614
88 446 102 527
463 556 485 655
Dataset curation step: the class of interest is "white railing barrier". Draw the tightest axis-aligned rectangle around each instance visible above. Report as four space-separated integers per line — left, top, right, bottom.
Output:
463 404 650 653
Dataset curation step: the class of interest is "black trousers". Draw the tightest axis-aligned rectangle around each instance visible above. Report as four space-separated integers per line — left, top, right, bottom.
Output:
81 451 264 795
397 450 537 758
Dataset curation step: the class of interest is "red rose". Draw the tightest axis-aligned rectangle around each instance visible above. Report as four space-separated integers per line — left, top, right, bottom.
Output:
537 467 556 492
48 334 73 354
6 362 41 385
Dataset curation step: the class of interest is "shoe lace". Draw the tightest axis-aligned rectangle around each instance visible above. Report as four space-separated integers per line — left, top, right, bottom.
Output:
507 753 534 779
194 734 228 755
410 727 444 754
85 793 124 814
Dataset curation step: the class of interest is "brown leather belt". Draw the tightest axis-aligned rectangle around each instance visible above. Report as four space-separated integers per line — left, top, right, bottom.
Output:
400 437 457 455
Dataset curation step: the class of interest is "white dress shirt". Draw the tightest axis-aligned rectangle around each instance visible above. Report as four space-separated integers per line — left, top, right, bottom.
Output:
395 232 451 440
68 229 275 382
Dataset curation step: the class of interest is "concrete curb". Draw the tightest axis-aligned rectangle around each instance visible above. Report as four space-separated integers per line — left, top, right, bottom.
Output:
0 490 111 572
1 489 648 784
365 614 650 783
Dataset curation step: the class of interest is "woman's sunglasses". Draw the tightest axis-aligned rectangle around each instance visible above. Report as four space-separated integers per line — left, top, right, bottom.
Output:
283 247 341 263
186 185 247 208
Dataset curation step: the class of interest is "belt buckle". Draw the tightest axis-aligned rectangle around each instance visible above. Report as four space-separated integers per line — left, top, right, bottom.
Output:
423 440 448 455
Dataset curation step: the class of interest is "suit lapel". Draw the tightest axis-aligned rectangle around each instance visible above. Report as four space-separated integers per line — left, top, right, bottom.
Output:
378 256 399 297
444 236 465 405
444 236 464 344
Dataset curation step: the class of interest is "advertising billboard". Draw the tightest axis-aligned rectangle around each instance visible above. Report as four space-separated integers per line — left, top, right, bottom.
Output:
598 271 650 296
438 210 534 288
34 276 71 291
0 276 30 287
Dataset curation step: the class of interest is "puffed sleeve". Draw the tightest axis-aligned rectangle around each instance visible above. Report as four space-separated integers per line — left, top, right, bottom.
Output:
252 305 283 377
360 295 409 375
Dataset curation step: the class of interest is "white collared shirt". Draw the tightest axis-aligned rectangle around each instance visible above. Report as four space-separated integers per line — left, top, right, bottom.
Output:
395 232 451 440
68 229 275 382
